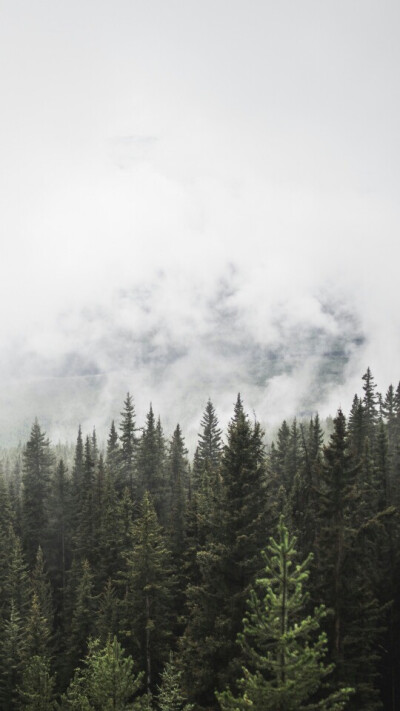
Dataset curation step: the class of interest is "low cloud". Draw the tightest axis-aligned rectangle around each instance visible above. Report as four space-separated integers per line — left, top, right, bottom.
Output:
0 1 399 448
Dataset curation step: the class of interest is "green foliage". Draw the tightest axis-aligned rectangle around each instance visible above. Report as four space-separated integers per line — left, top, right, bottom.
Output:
67 559 95 675
137 405 166 518
119 393 138 499
0 601 26 709
217 518 353 711
119 492 175 693
22 421 54 568
0 372 399 709
157 653 192 711
18 655 56 710
61 636 143 710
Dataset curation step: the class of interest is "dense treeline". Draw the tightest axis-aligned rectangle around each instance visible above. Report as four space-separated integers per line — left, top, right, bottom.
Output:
0 369 399 709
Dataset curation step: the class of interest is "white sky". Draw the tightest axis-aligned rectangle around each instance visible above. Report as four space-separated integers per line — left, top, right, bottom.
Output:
0 0 400 443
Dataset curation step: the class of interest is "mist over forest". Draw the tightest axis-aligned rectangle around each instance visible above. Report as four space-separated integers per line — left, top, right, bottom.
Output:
1 0 400 709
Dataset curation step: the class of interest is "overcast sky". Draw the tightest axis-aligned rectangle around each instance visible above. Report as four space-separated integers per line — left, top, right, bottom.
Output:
0 0 399 444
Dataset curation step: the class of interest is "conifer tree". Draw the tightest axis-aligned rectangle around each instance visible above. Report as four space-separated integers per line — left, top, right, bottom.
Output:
61 636 143 710
0 601 26 710
136 405 166 518
194 399 222 489
157 653 192 711
167 425 189 565
217 518 353 711
22 421 54 567
74 437 95 563
71 427 83 498
347 395 365 464
119 393 138 499
106 420 121 488
25 548 54 659
95 579 119 644
270 420 291 491
47 460 70 619
96 467 128 588
18 654 56 710
317 410 358 664
182 396 269 704
362 368 379 444
67 559 95 678
315 410 382 709
0 472 13 613
119 492 175 694
4 527 30 621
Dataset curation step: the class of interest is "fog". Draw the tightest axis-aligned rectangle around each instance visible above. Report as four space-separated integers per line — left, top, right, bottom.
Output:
0 1 399 446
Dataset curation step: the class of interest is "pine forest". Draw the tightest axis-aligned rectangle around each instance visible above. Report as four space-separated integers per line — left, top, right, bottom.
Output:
1 368 400 710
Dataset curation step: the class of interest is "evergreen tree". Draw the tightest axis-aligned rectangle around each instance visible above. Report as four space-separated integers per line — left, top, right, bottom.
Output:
217 518 353 711
182 396 269 705
194 399 222 489
316 411 382 709
136 405 166 518
18 655 56 710
167 425 189 566
0 472 13 614
95 579 119 644
67 559 95 677
119 393 138 499
119 493 175 694
4 527 30 621
362 368 379 444
347 395 364 464
157 653 192 711
62 636 143 710
74 437 95 563
47 459 70 628
22 421 54 567
106 420 121 489
0 601 26 710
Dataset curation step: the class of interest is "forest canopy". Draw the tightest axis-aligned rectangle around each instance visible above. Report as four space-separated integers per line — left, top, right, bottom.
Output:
0 368 399 710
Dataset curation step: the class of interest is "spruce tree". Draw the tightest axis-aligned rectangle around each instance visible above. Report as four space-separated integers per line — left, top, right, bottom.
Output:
0 601 26 710
195 399 222 488
67 559 95 678
119 393 138 499
119 492 175 694
315 410 383 709
136 405 166 518
181 396 269 705
106 420 121 489
22 421 54 567
74 437 95 563
47 459 70 621
362 368 379 444
167 425 189 567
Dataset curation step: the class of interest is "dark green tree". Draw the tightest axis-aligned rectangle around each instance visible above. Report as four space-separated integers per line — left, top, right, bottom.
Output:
0 601 26 710
362 368 379 444
22 421 54 567
18 654 56 710
67 559 95 678
182 396 269 704
136 405 166 518
119 393 138 499
119 492 175 694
